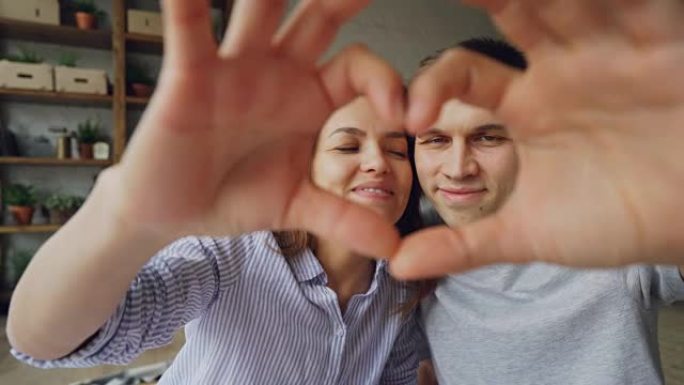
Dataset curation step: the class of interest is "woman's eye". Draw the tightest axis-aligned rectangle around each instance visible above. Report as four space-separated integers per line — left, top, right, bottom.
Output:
334 146 359 153
388 150 408 159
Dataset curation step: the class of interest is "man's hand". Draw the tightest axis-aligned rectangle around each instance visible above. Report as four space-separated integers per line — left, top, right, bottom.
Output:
391 0 684 278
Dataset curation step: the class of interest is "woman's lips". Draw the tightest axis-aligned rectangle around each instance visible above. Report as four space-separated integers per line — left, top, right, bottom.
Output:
352 186 394 201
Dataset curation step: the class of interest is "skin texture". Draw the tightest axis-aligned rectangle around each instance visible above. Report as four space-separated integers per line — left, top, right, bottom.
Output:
313 97 413 225
415 99 518 228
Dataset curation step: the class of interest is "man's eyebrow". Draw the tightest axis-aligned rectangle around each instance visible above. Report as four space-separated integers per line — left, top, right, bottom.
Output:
329 127 365 137
417 128 447 137
473 123 506 133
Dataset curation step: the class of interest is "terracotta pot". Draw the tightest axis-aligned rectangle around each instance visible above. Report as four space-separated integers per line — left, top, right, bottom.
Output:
131 83 154 97
49 209 74 225
9 205 34 226
79 143 94 159
75 12 97 30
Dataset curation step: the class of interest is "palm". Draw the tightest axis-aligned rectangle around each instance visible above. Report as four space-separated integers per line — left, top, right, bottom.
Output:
106 0 404 256
119 57 328 235
497 41 684 266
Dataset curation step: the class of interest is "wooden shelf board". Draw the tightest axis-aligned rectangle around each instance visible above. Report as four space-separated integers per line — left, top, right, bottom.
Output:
126 96 149 108
0 17 112 49
0 157 112 167
0 224 60 234
0 88 113 107
125 33 163 54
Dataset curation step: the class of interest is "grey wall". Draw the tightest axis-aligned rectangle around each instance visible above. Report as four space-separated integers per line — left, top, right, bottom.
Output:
1 0 496 260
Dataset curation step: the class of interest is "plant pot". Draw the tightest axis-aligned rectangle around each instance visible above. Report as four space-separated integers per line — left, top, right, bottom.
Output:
131 83 154 97
79 143 94 159
48 209 75 225
75 12 97 30
9 205 34 226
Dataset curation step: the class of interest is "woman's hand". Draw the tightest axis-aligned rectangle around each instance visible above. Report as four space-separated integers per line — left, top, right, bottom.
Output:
111 0 406 256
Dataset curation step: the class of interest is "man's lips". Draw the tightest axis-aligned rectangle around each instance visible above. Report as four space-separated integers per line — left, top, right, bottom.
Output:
437 187 487 203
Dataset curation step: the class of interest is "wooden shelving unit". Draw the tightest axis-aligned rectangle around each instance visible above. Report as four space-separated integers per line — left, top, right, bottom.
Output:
0 224 60 234
126 32 163 54
0 157 112 167
0 17 112 50
0 88 113 107
0 0 234 312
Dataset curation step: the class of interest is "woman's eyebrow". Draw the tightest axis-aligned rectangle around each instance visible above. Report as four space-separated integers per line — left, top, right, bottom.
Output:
329 127 365 137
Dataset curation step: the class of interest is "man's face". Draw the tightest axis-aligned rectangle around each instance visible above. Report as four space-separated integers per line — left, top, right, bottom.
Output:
415 99 519 227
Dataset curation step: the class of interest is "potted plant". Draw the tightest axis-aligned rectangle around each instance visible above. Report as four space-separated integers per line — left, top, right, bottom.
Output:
58 52 79 68
126 60 155 97
7 249 34 287
76 119 101 159
44 193 84 224
3 184 37 225
70 0 107 30
3 48 44 64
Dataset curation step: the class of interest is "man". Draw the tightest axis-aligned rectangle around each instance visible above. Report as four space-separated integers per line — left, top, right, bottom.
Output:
414 38 684 385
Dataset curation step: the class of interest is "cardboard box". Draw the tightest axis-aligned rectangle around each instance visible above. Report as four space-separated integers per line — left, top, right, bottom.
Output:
54 66 108 95
0 0 59 25
127 9 162 36
0 60 54 91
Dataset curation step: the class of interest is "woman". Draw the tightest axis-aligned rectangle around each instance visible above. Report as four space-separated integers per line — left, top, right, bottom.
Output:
10 97 424 384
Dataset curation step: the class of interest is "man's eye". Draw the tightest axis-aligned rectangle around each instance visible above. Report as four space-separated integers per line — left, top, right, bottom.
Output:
420 136 449 145
473 135 505 144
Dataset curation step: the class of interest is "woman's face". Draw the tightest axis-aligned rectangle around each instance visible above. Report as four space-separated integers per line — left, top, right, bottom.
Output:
311 98 413 224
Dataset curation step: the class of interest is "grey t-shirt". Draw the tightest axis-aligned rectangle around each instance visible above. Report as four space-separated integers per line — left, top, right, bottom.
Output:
421 264 684 385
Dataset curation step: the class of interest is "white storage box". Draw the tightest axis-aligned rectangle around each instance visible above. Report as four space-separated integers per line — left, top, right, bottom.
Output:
0 60 54 91
127 9 163 36
54 66 108 95
0 0 59 25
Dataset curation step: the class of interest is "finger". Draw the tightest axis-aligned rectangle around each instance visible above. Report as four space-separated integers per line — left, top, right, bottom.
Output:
527 1 614 43
161 0 217 68
286 181 401 258
406 48 522 134
490 1 559 50
607 0 684 45
319 44 405 127
219 0 288 56
274 0 371 64
388 214 532 280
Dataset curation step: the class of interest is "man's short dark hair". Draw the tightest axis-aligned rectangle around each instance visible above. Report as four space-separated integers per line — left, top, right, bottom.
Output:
420 37 527 70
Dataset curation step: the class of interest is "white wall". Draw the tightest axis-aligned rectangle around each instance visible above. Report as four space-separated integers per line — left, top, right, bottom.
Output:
321 0 498 79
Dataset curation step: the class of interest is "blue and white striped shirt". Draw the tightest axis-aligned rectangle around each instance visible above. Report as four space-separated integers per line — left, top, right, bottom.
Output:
13 231 419 384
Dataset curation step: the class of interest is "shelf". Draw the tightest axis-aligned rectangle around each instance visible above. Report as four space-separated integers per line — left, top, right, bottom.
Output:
0 17 112 50
126 33 163 54
126 96 149 109
0 157 112 167
0 224 60 234
0 88 113 107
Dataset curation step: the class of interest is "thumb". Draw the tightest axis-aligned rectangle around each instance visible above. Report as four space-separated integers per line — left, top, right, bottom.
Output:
286 181 401 258
389 213 533 279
